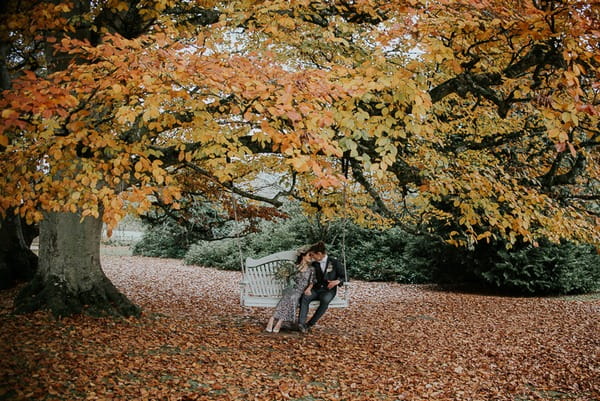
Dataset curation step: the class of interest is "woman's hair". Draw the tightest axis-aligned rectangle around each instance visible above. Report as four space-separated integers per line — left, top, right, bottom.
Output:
296 251 308 264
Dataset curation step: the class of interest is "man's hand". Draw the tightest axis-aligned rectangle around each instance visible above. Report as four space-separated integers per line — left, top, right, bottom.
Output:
304 288 312 296
327 280 340 289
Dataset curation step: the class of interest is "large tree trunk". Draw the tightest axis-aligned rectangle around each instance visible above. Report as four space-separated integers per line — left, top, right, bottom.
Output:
15 212 140 318
0 213 38 290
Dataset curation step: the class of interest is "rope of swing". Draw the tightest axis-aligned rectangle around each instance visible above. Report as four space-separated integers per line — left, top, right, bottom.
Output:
231 191 245 274
341 154 350 283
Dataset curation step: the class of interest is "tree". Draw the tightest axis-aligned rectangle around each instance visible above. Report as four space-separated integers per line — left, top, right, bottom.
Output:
0 0 351 316
0 2 39 289
1 0 598 316
0 213 38 290
0 0 241 316
261 0 600 247
405 0 600 248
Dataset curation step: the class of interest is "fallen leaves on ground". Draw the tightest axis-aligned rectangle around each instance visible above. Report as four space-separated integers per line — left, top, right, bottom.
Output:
1 255 598 400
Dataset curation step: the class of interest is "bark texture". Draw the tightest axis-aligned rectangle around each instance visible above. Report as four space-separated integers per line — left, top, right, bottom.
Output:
15 212 140 318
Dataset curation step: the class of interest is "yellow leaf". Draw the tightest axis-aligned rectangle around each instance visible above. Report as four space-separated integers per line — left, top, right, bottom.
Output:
115 1 129 12
476 231 492 241
143 106 160 122
1 109 15 119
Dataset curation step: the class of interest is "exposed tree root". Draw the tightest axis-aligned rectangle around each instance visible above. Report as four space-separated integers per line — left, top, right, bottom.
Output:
15 274 140 318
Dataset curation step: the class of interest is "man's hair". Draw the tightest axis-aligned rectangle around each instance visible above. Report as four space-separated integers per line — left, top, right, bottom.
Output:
308 241 326 254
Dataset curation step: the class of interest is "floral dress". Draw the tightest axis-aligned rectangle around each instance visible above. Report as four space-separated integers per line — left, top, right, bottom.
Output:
273 265 315 322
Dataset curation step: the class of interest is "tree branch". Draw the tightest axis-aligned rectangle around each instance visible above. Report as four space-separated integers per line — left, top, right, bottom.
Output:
349 159 397 220
540 152 587 187
183 162 287 208
428 41 564 117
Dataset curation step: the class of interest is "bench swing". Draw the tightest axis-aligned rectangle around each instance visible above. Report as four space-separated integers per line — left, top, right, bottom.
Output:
233 184 351 309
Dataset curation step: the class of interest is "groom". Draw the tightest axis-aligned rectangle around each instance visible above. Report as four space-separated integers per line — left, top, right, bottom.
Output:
298 241 346 332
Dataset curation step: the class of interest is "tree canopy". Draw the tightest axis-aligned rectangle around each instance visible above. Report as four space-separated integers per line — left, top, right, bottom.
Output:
1 0 599 248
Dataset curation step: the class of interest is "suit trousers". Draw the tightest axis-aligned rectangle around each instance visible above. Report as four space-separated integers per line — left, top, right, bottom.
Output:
298 288 336 326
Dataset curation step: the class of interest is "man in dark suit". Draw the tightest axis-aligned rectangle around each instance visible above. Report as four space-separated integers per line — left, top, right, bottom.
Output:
298 241 346 332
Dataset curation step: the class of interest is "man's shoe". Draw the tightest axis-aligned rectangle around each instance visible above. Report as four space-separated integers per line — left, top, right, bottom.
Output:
298 324 308 333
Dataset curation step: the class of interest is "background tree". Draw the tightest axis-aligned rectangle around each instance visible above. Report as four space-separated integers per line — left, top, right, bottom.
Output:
0 0 39 289
0 214 38 290
206 0 598 247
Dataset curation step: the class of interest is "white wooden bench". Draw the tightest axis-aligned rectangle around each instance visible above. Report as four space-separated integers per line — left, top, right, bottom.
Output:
240 250 349 308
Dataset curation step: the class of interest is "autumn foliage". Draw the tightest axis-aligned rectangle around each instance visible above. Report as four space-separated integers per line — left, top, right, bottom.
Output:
1 0 598 247
1 255 598 400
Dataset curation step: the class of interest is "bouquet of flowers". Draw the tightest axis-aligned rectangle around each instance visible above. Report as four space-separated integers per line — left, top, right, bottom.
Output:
274 261 297 287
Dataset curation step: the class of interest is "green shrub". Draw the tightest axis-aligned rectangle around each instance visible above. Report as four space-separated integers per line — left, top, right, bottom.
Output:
132 222 187 259
132 199 238 258
401 234 473 284
242 215 313 258
406 235 600 295
483 240 600 295
184 208 314 269
184 214 432 284
342 226 430 283
184 240 243 270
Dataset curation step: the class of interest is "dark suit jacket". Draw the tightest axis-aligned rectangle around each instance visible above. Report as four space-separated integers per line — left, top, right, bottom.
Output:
312 256 346 292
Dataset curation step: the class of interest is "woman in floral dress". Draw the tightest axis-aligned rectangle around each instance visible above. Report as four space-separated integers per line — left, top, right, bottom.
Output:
265 251 315 333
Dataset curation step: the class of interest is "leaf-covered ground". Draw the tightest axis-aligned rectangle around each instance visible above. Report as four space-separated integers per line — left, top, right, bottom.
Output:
1 254 598 401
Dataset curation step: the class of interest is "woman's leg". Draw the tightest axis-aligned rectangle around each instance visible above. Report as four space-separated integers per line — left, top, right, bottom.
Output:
265 316 275 332
273 319 284 333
